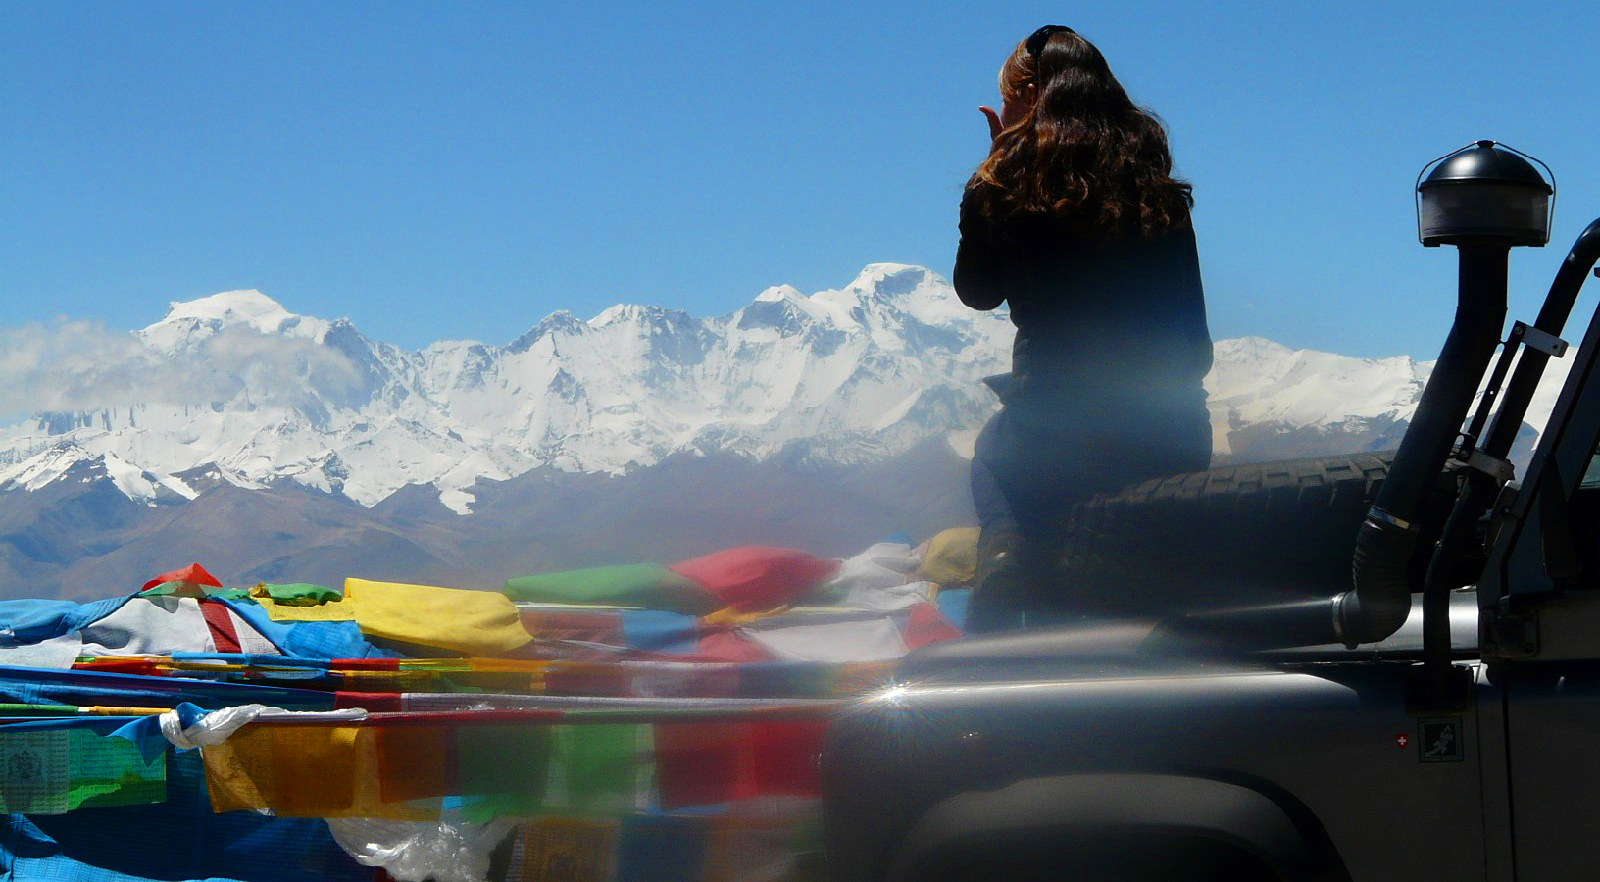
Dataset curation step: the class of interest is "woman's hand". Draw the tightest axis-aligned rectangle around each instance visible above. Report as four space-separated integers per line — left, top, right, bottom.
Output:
978 106 1003 142
981 83 1036 144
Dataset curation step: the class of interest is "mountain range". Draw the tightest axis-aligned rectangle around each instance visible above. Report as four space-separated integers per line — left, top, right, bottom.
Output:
0 265 1561 599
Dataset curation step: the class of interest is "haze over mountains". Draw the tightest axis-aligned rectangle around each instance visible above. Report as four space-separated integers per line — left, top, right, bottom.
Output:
0 266 1561 599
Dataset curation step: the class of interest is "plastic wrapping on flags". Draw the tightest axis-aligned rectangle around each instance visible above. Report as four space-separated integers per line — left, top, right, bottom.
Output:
326 816 517 882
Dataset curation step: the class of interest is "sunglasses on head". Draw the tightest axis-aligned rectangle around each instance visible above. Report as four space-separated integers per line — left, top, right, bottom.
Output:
1024 24 1074 59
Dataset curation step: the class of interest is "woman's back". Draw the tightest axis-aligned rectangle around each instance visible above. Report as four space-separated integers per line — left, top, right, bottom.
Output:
956 198 1212 430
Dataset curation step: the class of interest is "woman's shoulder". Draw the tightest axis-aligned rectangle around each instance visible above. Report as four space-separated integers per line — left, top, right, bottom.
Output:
1098 211 1196 256
962 192 1079 246
963 185 1196 254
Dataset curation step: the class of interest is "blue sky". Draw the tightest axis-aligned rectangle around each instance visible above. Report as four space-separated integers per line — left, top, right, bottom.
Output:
3 0 1597 358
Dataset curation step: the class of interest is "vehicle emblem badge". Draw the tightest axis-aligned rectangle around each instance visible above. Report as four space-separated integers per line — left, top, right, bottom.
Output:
1418 719 1464 762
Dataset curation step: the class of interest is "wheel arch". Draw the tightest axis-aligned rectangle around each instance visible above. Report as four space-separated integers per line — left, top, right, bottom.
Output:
882 772 1350 882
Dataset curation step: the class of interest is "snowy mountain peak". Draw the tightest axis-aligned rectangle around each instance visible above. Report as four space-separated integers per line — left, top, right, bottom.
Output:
847 263 932 297
155 289 297 333
168 288 288 323
753 284 805 304
139 289 332 351
587 303 636 327
587 302 690 329
1214 336 1293 359
508 310 585 351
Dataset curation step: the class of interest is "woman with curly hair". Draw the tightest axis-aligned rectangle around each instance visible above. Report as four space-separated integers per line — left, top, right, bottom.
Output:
958 26 1213 632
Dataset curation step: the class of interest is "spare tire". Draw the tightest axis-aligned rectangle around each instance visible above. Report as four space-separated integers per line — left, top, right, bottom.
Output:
1057 452 1460 617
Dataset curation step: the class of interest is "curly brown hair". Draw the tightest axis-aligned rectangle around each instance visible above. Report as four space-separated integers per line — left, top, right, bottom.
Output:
967 29 1192 238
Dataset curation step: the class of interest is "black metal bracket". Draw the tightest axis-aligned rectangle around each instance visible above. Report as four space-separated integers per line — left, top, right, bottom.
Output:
1406 661 1473 715
1512 320 1569 358
1484 596 1540 659
1464 449 1515 482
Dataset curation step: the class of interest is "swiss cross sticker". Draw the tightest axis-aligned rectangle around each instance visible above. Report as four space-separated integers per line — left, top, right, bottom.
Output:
1395 734 1410 748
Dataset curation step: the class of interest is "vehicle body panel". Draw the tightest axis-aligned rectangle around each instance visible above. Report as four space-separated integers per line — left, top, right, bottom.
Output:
825 656 1485 881
1498 664 1600 879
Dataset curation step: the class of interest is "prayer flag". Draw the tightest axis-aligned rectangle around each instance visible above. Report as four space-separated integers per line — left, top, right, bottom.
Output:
559 724 647 816
505 564 713 614
668 547 840 611
516 818 618 882
204 724 361 816
748 720 826 800
341 578 533 655
615 815 707 882
140 562 225 595
653 722 755 809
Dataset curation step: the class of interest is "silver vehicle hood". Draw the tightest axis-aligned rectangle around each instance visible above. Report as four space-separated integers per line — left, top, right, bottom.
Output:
903 590 1478 681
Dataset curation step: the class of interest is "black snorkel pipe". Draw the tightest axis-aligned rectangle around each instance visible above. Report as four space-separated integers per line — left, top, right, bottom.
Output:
1333 246 1507 646
1339 143 1558 651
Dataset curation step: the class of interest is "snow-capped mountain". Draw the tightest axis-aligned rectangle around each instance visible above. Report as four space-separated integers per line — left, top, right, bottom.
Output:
0 265 1566 519
1205 336 1567 464
0 265 1014 513
1204 337 1431 462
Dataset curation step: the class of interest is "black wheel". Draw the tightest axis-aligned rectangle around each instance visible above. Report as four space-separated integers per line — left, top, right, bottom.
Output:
1054 452 1460 617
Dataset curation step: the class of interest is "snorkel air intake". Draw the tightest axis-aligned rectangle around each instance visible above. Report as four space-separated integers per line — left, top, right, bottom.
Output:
1333 247 1507 645
1335 142 1550 647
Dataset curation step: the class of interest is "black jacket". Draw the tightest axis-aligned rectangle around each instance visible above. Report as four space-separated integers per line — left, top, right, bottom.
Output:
954 190 1213 435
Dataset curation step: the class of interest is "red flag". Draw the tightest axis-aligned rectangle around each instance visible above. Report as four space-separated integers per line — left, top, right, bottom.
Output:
140 562 223 593
900 603 964 649
748 719 827 798
654 722 757 808
668 547 840 611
